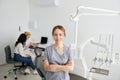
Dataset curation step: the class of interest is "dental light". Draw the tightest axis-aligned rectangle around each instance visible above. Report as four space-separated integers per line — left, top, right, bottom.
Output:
71 6 120 57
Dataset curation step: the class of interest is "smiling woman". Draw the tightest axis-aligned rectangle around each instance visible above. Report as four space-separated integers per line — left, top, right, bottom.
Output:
43 25 74 80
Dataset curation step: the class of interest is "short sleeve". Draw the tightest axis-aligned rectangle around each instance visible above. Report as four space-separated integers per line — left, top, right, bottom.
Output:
68 47 73 61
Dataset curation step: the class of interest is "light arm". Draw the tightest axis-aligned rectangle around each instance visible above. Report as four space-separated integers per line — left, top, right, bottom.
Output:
71 6 120 22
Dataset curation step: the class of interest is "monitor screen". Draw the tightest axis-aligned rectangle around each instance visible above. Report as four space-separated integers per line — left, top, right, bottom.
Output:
40 37 48 44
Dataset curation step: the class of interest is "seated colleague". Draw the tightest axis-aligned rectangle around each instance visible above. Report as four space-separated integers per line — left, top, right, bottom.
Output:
24 31 37 62
24 31 37 49
14 33 38 74
43 25 74 80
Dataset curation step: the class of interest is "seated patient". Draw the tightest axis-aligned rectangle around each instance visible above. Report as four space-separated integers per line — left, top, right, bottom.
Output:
14 33 38 74
24 31 37 62
24 31 38 49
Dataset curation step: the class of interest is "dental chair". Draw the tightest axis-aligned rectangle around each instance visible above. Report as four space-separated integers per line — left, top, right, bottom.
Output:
4 45 27 80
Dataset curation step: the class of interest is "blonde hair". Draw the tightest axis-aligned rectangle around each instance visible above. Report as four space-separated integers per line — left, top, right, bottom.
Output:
24 31 31 36
52 25 66 36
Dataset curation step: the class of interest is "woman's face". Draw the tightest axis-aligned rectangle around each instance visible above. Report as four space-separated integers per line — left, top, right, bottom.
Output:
53 29 65 43
27 35 30 40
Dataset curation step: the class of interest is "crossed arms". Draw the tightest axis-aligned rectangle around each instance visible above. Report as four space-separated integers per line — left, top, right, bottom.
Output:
44 60 74 72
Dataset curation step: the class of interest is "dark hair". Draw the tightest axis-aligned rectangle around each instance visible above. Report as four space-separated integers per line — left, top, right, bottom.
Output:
15 33 27 47
52 25 66 36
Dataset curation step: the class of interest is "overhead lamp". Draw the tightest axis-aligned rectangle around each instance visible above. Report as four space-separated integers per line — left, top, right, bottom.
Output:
71 6 120 48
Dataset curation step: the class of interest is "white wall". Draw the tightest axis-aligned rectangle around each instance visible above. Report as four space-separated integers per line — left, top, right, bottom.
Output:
0 0 30 64
29 0 120 80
